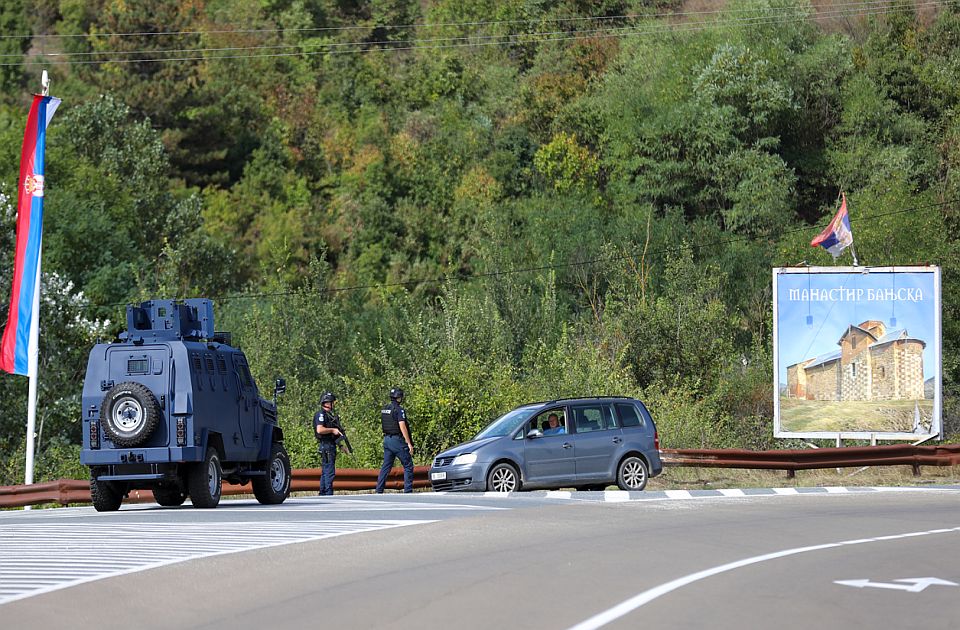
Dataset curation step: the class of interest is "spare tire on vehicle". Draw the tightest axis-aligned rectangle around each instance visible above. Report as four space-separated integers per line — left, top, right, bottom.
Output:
100 381 161 447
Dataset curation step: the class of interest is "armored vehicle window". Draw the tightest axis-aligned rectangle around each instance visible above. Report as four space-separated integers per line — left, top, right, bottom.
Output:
204 355 215 374
240 365 254 388
127 358 149 374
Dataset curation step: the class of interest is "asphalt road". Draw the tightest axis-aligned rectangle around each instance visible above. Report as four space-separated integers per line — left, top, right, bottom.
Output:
2 487 959 629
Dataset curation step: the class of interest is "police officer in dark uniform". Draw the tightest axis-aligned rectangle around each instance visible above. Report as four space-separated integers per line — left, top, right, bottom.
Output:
314 392 342 496
375 387 415 493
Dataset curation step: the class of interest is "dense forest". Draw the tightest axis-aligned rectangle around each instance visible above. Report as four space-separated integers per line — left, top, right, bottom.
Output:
1 0 959 484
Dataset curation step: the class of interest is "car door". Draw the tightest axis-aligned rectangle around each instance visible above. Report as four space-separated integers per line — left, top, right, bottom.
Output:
570 403 622 481
522 407 575 486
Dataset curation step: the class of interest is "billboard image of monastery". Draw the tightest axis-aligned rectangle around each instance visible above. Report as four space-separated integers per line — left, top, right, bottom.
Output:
773 267 941 439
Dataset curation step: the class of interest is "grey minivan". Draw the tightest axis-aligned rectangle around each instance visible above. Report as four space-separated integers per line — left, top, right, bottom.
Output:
428 397 662 492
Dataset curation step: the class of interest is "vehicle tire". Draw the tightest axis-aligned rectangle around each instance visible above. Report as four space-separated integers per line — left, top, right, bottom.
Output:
486 463 521 492
252 443 291 505
188 448 222 508
90 478 123 512
616 456 649 491
100 381 161 447
152 484 187 507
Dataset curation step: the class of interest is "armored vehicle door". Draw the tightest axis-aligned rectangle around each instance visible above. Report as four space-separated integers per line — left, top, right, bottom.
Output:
104 346 171 446
232 354 259 449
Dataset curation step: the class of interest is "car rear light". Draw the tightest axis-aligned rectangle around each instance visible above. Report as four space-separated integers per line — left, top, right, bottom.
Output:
654 430 660 450
89 420 100 449
176 417 187 446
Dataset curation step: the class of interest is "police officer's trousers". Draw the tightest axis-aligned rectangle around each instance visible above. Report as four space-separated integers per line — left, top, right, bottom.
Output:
375 435 414 493
318 442 337 495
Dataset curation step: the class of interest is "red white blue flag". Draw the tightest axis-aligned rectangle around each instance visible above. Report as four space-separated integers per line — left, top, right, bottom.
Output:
811 193 854 259
1 94 61 376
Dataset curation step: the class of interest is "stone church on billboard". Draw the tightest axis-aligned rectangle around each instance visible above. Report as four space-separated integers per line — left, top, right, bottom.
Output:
786 320 926 401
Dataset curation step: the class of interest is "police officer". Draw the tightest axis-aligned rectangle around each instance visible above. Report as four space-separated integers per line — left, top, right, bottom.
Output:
375 387 415 493
314 392 342 496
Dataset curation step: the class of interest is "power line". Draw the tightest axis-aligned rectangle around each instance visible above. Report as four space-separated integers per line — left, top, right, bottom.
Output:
0 0 922 41
2 1 943 67
76 196 958 311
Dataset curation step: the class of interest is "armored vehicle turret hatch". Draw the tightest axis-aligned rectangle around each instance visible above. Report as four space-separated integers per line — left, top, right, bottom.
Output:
80 298 291 511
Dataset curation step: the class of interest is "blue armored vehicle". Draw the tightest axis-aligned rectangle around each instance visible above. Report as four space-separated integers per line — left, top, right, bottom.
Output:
80 298 291 511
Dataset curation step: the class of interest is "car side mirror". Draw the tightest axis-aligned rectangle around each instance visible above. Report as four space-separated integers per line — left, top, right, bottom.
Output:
526 429 543 439
273 377 286 402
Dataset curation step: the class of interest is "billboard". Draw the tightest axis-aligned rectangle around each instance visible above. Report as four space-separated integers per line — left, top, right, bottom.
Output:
773 266 941 440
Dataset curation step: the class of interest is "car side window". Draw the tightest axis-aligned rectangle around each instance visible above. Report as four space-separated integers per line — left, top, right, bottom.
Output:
526 408 566 436
615 403 644 428
572 405 615 433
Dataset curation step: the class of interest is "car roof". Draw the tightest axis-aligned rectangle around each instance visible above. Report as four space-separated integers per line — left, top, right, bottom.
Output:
518 396 639 409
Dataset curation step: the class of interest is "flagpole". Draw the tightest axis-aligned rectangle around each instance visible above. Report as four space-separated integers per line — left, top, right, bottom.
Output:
24 248 40 489
23 71 52 505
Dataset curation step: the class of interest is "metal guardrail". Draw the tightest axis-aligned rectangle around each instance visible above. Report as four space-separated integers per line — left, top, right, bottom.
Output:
660 443 960 470
0 467 431 509
3 445 960 508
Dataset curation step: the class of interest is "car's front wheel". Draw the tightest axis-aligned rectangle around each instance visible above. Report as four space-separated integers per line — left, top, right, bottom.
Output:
486 463 521 492
616 456 649 491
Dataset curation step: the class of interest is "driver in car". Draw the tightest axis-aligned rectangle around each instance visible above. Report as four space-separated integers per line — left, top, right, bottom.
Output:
543 413 565 435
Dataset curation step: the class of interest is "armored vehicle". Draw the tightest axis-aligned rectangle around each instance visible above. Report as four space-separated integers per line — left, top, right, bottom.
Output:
80 298 291 511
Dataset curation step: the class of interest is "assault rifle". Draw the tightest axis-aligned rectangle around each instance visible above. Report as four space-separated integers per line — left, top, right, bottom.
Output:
332 416 353 455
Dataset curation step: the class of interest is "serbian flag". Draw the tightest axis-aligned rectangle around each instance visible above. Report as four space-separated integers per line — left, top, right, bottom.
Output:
811 193 854 259
1 94 61 376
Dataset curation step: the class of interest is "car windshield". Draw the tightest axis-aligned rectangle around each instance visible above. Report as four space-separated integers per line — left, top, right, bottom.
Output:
474 406 538 440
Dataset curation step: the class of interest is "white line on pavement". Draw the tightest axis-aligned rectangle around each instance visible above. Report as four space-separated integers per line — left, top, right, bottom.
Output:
567 525 960 630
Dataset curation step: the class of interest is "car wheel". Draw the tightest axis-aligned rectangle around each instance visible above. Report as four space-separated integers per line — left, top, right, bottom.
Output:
152 484 187 506
616 456 649 491
188 447 222 508
90 478 123 512
252 443 291 505
100 382 161 447
487 463 521 492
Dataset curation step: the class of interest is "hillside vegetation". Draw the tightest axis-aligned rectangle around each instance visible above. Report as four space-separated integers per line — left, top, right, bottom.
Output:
1 0 959 482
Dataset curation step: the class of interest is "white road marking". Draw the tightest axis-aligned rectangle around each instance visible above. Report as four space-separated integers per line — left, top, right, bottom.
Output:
664 490 692 499
567 526 960 630
773 488 799 495
604 491 630 503
834 577 958 592
0 519 434 606
545 491 572 499
718 489 745 497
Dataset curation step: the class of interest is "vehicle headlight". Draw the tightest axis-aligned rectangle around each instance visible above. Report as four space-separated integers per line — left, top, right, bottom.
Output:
452 452 477 466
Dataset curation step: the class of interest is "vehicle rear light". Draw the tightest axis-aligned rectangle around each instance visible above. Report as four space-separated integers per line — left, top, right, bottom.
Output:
89 420 100 449
176 417 187 446
654 430 660 450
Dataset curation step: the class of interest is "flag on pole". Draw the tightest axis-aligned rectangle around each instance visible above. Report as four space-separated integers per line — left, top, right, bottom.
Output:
811 193 854 260
1 94 61 375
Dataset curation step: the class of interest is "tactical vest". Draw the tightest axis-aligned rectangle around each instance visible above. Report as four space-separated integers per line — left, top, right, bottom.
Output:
381 402 402 436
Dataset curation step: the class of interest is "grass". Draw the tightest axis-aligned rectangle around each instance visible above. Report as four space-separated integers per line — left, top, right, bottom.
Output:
647 464 960 490
780 397 935 433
